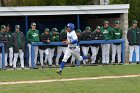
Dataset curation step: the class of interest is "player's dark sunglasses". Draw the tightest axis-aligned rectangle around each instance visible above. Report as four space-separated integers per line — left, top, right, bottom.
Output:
66 26 70 28
66 26 70 30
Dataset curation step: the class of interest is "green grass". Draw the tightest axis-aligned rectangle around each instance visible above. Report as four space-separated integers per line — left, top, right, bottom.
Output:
0 65 140 82
0 65 140 93
0 77 140 93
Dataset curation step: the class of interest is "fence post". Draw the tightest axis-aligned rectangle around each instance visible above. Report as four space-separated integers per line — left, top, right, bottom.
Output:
25 16 29 66
77 15 80 29
122 39 125 64
31 44 35 68
25 16 28 34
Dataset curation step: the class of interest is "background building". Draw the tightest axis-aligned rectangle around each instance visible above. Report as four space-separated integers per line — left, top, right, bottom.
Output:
0 4 129 63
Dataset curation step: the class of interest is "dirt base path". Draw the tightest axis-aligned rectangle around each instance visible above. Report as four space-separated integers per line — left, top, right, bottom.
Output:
0 74 140 85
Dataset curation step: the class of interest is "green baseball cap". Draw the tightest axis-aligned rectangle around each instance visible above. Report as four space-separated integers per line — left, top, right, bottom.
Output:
15 25 20 29
114 20 120 24
31 22 36 26
1 25 6 29
45 28 49 32
96 26 101 30
85 27 91 30
103 20 109 24
76 29 81 33
132 20 137 24
52 28 58 32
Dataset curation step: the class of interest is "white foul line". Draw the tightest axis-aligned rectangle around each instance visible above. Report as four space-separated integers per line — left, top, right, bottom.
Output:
0 74 140 85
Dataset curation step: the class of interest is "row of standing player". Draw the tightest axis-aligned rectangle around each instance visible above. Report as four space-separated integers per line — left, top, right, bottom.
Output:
0 20 138 70
0 20 122 70
25 19 140 68
0 25 25 70
27 20 123 69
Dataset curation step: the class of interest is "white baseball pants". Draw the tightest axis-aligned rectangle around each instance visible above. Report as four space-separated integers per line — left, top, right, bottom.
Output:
112 44 121 63
28 44 38 67
101 44 110 64
4 53 8 66
9 47 13 66
47 48 55 65
62 47 83 62
81 46 90 64
129 45 139 62
91 46 99 63
13 49 24 68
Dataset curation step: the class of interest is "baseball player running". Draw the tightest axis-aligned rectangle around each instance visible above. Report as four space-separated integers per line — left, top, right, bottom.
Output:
57 23 90 75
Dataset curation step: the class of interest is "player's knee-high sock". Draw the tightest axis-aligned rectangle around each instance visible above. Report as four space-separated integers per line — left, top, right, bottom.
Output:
76 61 80 66
60 61 66 70
82 56 88 60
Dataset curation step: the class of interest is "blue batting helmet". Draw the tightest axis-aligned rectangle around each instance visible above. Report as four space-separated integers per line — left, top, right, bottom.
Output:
67 23 75 31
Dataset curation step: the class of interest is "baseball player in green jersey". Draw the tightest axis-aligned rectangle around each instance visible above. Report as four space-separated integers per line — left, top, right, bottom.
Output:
111 20 123 63
6 25 13 68
13 25 26 70
101 20 113 64
0 25 9 69
81 27 92 65
91 26 103 64
55 27 67 66
39 28 51 69
48 28 59 66
127 20 140 64
26 22 40 68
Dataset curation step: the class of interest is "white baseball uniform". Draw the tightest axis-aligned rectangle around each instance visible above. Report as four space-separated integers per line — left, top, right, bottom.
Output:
62 30 83 62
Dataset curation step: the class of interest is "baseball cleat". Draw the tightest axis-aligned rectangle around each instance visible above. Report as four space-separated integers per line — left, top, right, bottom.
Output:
56 70 62 75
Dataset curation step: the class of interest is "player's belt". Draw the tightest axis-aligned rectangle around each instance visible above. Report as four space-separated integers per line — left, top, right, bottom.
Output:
69 47 76 49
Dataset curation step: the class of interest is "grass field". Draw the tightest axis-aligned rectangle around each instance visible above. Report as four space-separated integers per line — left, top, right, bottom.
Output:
0 65 140 93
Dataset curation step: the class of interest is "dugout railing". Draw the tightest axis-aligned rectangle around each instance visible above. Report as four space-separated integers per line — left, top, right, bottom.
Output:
31 38 125 68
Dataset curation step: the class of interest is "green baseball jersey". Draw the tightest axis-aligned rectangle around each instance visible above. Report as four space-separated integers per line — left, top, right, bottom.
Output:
17 32 22 49
101 26 113 40
50 33 59 42
26 29 40 43
49 32 59 49
112 27 123 39
7 31 13 47
132 28 137 44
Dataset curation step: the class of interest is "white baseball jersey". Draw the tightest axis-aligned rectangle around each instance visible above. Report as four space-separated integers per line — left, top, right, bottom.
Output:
67 30 78 47
62 30 83 62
